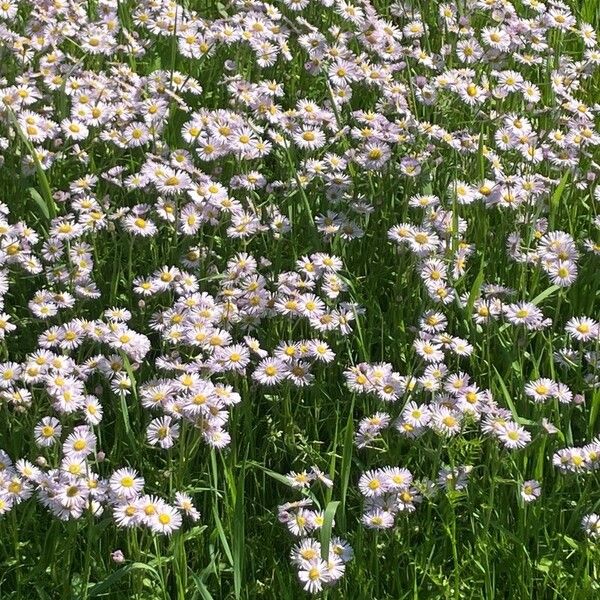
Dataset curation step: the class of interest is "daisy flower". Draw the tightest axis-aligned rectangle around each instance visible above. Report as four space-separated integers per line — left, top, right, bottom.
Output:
147 416 180 449
293 127 326 150
498 422 531 449
521 480 541 503
581 514 600 540
175 492 200 521
565 316 598 341
34 416 62 447
525 379 557 403
382 467 413 491
431 406 462 436
109 468 144 500
358 470 388 497
297 559 330 594
361 509 394 530
252 358 287 385
63 426 96 458
150 503 182 535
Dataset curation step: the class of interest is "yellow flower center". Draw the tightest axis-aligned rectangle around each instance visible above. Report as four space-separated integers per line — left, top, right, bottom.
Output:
442 416 457 428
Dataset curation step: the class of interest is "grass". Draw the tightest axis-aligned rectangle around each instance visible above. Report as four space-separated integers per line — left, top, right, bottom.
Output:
0 0 599 598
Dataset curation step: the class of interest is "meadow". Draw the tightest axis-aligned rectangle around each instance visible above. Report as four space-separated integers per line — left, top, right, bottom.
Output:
0 0 599 598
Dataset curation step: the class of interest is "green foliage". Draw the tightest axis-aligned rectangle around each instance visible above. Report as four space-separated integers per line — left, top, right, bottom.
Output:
0 0 598 599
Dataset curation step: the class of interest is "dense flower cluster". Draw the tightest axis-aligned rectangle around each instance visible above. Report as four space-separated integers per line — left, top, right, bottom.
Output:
0 0 598 594
345 354 536 451
553 437 600 474
358 465 472 529
278 468 353 593
0 448 199 532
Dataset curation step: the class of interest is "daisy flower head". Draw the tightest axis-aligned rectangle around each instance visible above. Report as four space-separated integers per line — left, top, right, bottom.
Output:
358 469 388 497
286 470 314 489
330 537 353 563
547 261 577 287
147 416 180 449
420 310 447 333
408 228 440 256
293 126 326 150
291 538 321 566
154 169 192 196
482 26 511 51
362 509 395 530
310 465 333 489
402 401 431 428
109 468 144 500
414 338 445 363
565 317 598 342
297 558 330 594
114 501 141 528
150 503 182 535
34 416 62 447
286 507 314 537
525 378 557 403
357 412 391 443
581 514 600 540
63 426 96 458
521 480 541 503
252 357 287 385
504 302 545 329
498 422 532 449
382 467 413 491
437 465 471 492
396 486 422 513
431 405 462 437
175 491 200 521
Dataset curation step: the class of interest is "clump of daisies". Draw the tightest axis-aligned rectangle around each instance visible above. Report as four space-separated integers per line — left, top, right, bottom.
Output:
552 437 600 474
345 352 535 452
358 466 422 529
0 448 199 533
0 0 597 580
278 467 352 594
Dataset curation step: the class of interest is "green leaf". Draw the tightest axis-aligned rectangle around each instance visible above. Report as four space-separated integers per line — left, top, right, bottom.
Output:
320 500 340 561
549 171 569 228
492 366 535 426
467 261 485 316
29 188 49 220
530 284 560 307
119 351 138 401
246 460 297 487
183 525 208 542
190 572 215 600
6 107 57 220
551 171 569 209
536 558 552 574
216 2 229 18
119 393 132 437
588 388 600 438
86 563 162 598
210 451 234 567
561 535 579 550
339 398 354 527
232 462 246 599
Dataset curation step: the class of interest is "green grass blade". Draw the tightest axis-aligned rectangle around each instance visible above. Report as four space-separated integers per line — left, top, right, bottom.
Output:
320 500 340 561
